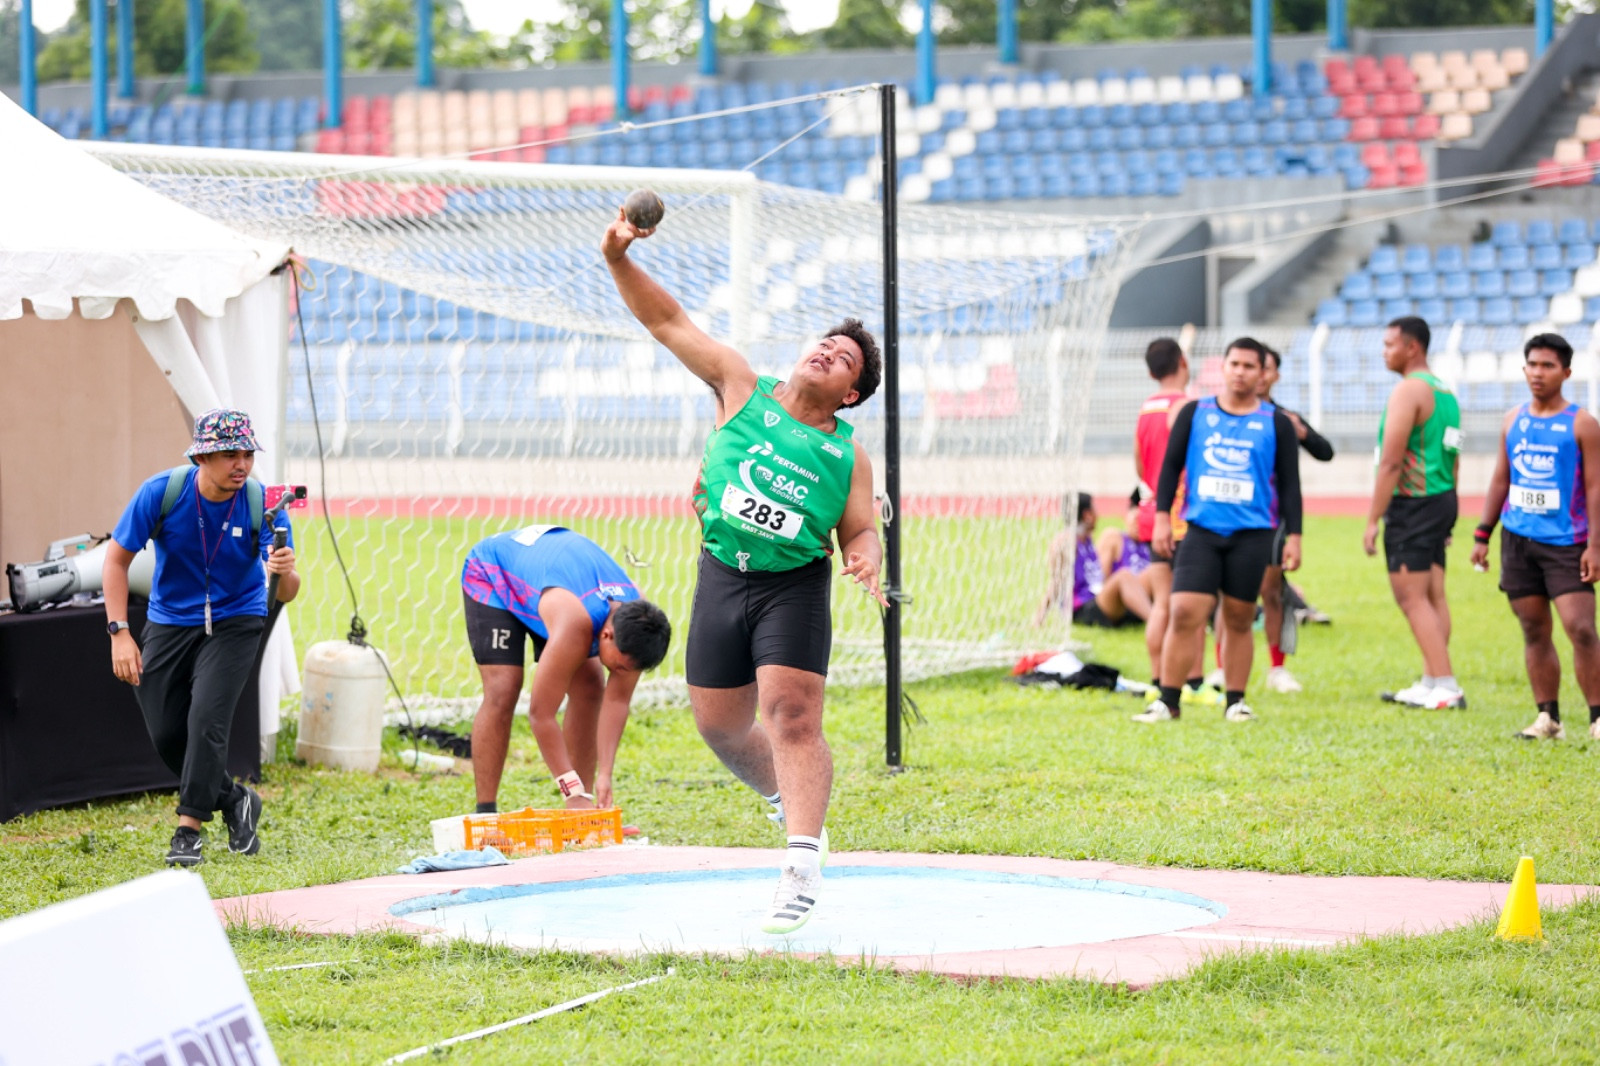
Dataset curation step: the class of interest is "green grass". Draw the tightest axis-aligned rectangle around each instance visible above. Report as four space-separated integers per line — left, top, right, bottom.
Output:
7 514 1600 1062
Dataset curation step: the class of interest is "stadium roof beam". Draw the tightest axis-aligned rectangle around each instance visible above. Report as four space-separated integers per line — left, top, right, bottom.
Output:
1252 0 1272 97
699 0 716 76
417 0 434 87
613 0 629 118
323 0 341 129
185 0 203 94
91 0 107 137
19 0 35 115
998 0 1017 65
1327 0 1347 51
117 0 135 99
916 0 934 105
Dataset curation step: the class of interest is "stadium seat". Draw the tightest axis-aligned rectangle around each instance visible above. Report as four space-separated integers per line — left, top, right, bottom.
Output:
1440 271 1472 299
1483 296 1514 325
1473 271 1505 297
1500 245 1531 271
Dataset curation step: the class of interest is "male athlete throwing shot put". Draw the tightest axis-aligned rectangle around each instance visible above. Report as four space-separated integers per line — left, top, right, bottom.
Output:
462 526 670 812
1136 340 1303 724
603 207 887 935
1470 334 1600 740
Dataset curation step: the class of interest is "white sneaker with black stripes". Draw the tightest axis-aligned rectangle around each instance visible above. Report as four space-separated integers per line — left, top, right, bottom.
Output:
761 865 823 935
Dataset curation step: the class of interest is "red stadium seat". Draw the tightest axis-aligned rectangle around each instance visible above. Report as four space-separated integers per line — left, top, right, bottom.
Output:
1587 141 1600 161
1385 67 1417 92
1410 113 1441 139
1325 57 1351 81
315 128 345 153
1357 70 1388 93
1562 162 1596 186
1371 93 1399 117
518 145 546 163
626 86 646 111
643 85 667 105
1534 159 1564 187
1392 141 1422 166
669 84 693 104
1367 163 1398 188
1399 163 1428 185
1349 116 1381 141
1341 94 1370 119
1361 141 1392 167
1379 116 1410 140
1327 69 1356 95
1395 91 1423 115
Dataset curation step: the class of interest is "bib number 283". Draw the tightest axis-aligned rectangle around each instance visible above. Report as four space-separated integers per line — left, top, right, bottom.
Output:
721 484 802 541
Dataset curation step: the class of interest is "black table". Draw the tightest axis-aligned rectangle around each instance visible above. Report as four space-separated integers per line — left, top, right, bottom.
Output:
0 601 259 821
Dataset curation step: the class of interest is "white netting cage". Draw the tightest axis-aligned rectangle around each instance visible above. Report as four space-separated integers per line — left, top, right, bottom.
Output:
89 86 1138 720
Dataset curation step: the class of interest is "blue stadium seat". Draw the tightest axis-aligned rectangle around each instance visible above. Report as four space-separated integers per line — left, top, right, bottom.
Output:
1344 165 1370 190
1368 246 1401 275
1401 246 1432 274
1482 297 1515 325
1473 271 1506 297
1283 97 1310 121
1108 104 1135 128
1566 243 1598 268
1515 297 1549 323
1145 125 1173 149
1050 106 1078 128
1381 298 1414 320
1450 298 1482 324
1159 171 1184 196
1374 274 1406 300
1408 274 1439 298
1321 118 1350 140
1136 102 1163 126
1416 298 1448 322
1540 269 1573 295
1311 96 1341 119
1559 218 1590 244
1587 296 1600 321
1530 243 1562 270
1499 245 1531 270
1115 126 1143 150
1062 128 1088 151
1232 121 1261 146
1028 127 1059 152
1203 122 1230 147
1527 220 1556 245
1491 221 1523 246
1439 272 1472 299
1340 273 1374 300
1507 270 1539 298
1194 101 1221 124
1100 170 1129 196
1434 245 1465 272
1172 124 1200 148
1070 172 1100 197
1088 127 1115 150
1315 298 1349 326
1467 243 1498 271
1022 106 1051 130
1213 148 1241 176
1290 119 1319 143
1243 146 1272 175
996 107 1023 130
1095 149 1121 175
1184 149 1211 176
1080 105 1106 128
1262 120 1289 145
1305 145 1333 173
1164 102 1193 124
1223 99 1251 123
1130 171 1158 196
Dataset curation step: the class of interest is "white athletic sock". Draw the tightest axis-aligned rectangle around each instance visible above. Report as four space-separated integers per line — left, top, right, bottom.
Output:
762 790 785 823
1419 675 1436 689
1435 675 1460 692
785 835 823 875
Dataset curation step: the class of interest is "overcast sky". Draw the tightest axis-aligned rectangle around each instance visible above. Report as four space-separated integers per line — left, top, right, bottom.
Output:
26 0 846 36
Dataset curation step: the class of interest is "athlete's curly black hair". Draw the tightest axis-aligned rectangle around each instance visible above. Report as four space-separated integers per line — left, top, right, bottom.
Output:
825 318 882 409
611 599 672 671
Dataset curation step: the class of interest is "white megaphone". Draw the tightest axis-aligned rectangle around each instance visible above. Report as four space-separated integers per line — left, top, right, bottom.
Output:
5 535 154 611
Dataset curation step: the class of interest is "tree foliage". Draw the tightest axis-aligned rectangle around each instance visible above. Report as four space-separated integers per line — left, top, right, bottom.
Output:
37 0 257 82
240 0 321 72
820 0 910 50
342 0 523 71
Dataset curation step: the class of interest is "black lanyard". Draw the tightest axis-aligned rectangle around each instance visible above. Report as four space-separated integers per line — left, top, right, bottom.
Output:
194 478 241 636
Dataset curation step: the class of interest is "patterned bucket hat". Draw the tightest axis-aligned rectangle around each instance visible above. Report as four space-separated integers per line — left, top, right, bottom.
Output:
186 408 263 460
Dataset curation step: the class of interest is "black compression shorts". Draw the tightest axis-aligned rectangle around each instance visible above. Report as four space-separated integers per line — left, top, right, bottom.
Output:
685 551 833 688
1171 524 1275 603
463 590 546 668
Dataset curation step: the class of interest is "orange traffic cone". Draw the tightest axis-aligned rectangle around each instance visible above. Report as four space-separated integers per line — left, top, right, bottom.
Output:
1494 856 1543 941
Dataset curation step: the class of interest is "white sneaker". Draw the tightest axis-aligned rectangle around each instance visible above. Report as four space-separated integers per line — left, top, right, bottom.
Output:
1590 720 1600 741
1265 666 1302 694
1224 701 1256 722
1133 698 1177 723
1382 680 1433 706
1516 711 1565 740
1422 686 1467 710
761 865 822 934
1203 668 1227 690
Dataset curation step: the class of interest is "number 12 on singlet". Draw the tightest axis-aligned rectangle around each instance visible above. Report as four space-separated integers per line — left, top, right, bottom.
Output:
1510 485 1559 513
720 484 803 541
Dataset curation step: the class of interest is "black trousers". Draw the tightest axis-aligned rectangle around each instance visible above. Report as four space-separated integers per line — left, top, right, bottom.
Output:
135 615 263 821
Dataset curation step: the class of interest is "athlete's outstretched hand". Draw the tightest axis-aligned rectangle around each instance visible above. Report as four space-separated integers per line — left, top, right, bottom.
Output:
1362 519 1380 557
844 552 891 608
601 207 655 262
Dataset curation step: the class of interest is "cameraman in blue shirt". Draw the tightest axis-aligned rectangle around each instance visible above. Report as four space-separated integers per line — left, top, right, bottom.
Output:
103 409 299 867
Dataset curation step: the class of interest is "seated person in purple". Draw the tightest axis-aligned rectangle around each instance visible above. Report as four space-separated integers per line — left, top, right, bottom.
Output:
1035 493 1154 629
462 525 670 814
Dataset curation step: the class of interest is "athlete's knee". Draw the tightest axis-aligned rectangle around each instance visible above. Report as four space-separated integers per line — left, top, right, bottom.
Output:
1220 598 1255 632
762 693 823 746
1566 617 1599 651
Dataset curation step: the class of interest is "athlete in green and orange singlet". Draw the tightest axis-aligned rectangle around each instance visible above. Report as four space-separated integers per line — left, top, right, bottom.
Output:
603 206 888 936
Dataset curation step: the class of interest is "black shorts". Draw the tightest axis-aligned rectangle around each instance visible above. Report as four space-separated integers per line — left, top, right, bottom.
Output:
1500 530 1594 601
1073 599 1134 628
1384 491 1457 573
1171 524 1275 603
463 590 547 667
1268 524 1289 568
1149 536 1179 568
685 551 832 688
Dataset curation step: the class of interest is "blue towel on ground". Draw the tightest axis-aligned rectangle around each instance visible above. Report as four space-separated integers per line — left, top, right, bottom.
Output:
398 847 510 874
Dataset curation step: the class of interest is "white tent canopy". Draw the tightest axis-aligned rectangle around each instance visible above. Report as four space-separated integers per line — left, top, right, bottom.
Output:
0 93 300 746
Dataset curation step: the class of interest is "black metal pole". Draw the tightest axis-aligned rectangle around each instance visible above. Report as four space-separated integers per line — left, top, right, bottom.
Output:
879 82 903 769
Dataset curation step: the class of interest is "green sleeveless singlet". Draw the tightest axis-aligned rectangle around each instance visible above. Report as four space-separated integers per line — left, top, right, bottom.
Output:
692 376 856 572
1377 370 1462 497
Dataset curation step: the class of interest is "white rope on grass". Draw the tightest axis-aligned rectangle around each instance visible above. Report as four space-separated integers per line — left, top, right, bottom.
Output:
381 968 677 1064
240 960 347 975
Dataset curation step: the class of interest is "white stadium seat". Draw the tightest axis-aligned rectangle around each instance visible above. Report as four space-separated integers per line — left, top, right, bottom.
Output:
1550 293 1584 325
1157 76 1186 103
1128 77 1157 103
1099 78 1129 104
1073 78 1102 105
1214 73 1245 100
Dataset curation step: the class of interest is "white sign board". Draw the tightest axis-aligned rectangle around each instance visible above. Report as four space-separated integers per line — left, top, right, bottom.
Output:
0 870 279 1066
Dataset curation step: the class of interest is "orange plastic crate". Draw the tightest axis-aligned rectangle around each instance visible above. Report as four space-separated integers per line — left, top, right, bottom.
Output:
459 807 623 855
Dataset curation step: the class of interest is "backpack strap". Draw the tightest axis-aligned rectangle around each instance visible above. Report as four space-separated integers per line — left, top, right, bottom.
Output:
149 466 192 541
245 477 264 540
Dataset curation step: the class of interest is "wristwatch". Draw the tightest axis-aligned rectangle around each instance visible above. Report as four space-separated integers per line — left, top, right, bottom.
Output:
107 620 129 635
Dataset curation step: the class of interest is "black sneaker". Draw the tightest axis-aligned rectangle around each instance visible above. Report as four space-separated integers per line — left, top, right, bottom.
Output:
222 784 263 855
165 826 203 867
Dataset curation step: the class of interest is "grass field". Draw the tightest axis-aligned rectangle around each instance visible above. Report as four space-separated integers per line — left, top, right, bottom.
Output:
7 514 1600 1063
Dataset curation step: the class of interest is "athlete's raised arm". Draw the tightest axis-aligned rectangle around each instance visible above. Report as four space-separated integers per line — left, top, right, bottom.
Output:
602 209 757 420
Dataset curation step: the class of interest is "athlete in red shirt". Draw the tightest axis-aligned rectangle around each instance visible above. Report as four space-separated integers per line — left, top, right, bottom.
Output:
1135 337 1192 684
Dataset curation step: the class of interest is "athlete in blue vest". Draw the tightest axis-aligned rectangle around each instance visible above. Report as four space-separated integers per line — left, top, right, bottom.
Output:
1137 338 1303 724
1470 333 1600 740
461 526 671 812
